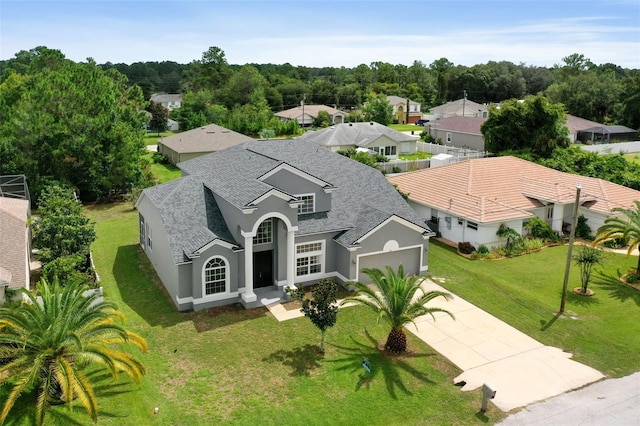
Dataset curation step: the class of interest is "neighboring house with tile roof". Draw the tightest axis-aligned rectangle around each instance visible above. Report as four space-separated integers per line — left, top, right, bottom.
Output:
427 98 488 119
298 121 418 159
386 96 422 124
428 116 487 150
149 93 182 110
136 139 433 311
388 156 640 249
275 104 346 127
158 123 252 164
0 197 31 304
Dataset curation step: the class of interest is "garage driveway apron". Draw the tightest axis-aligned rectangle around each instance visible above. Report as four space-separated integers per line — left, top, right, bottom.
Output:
406 280 604 412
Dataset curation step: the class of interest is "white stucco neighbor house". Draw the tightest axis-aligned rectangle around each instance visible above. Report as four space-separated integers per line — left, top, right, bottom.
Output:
149 93 182 110
298 121 418 159
427 98 488 120
388 156 640 249
386 95 422 124
136 139 433 311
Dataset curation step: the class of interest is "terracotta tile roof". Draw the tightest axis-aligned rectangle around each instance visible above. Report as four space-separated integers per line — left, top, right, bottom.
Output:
0 197 30 289
388 156 640 223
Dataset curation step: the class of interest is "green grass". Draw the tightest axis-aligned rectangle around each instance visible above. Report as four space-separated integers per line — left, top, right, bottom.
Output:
623 153 640 164
428 239 640 378
399 151 432 160
143 152 181 184
389 124 423 132
143 131 177 145
2 203 506 425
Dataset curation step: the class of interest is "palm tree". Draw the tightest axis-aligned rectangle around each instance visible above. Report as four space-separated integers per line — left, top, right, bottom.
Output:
593 200 640 280
0 279 147 425
573 246 604 294
342 265 454 353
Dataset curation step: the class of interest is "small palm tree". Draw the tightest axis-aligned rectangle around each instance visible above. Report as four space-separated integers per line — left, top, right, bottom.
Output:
593 200 640 280
0 279 147 425
342 265 454 353
573 246 604 294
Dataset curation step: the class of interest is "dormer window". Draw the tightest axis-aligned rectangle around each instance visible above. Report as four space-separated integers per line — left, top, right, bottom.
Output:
297 194 315 214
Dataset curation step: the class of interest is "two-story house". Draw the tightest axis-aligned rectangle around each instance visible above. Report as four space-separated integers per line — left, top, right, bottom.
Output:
135 139 433 311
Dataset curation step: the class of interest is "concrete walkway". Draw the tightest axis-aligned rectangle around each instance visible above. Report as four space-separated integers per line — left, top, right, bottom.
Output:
407 280 604 412
497 372 640 425
267 279 605 412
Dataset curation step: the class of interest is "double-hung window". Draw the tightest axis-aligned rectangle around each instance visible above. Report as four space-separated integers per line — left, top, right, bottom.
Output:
297 194 315 214
296 241 323 277
204 257 226 295
139 215 145 248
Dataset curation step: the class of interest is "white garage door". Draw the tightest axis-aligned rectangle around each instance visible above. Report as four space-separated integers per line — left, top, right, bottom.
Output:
357 247 421 284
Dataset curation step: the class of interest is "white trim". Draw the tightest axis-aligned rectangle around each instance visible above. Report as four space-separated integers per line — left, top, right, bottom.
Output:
296 193 315 214
176 291 240 306
248 188 295 206
242 207 258 214
201 255 231 298
277 270 350 286
192 239 237 256
355 243 424 282
258 163 333 189
294 240 325 280
242 212 297 238
355 215 427 244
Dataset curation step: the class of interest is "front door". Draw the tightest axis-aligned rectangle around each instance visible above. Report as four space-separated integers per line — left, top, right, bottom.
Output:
253 250 273 288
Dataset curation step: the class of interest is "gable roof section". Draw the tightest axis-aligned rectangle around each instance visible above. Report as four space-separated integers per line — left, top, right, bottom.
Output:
298 122 417 148
565 115 602 134
429 98 486 115
144 139 429 263
388 156 640 224
386 95 419 107
0 197 29 289
275 105 345 120
150 93 182 104
258 163 335 191
159 123 251 154
431 116 487 135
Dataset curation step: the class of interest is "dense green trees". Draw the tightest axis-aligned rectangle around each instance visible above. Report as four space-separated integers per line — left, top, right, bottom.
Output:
0 47 148 201
362 92 393 125
481 95 570 156
0 279 147 425
147 101 169 134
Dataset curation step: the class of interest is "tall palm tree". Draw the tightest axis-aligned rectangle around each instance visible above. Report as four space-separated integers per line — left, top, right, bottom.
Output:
593 200 640 279
0 279 147 425
342 265 454 353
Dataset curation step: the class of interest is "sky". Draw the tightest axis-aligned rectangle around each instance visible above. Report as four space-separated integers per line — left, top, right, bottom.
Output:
1 0 639 68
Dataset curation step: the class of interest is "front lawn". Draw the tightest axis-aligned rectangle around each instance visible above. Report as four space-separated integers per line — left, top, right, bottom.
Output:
623 152 640 165
143 152 181 184
1 203 505 425
389 124 424 132
399 151 432 160
428 239 640 378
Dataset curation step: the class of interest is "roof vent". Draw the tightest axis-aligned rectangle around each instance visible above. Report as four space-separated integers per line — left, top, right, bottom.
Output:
370 122 374 125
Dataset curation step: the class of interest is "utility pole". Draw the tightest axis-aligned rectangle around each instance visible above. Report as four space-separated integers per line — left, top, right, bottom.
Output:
560 185 581 314
301 94 306 127
462 90 467 117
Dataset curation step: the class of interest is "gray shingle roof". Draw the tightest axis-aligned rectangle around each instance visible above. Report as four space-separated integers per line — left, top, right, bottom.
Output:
143 138 429 264
160 123 252 154
298 122 417 147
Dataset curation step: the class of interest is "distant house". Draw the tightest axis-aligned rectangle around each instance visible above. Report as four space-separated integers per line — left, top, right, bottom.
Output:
386 96 422 124
150 93 182 110
577 125 638 144
428 116 487 150
388 156 640 248
275 104 346 127
135 139 432 311
427 98 488 120
143 111 180 132
0 196 31 304
565 115 602 143
158 123 252 165
298 121 418 159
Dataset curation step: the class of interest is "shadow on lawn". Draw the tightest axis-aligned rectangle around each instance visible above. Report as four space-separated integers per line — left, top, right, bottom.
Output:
262 344 323 377
327 330 436 399
591 271 640 306
114 245 267 331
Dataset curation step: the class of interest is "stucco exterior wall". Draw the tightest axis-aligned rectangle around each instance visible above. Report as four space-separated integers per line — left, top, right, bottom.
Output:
262 169 332 213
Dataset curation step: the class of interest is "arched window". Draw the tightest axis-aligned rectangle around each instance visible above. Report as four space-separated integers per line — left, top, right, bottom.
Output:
204 257 226 295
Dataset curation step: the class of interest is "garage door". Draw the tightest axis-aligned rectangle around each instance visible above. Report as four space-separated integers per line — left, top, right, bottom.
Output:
357 247 421 284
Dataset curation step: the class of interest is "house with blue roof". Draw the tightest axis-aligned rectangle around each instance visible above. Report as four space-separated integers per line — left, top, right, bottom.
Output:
135 138 433 311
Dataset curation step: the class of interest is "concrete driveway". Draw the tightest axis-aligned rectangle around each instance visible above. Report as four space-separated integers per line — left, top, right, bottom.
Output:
406 280 604 412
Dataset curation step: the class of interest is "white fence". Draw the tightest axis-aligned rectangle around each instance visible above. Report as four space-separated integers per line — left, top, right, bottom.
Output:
377 159 430 173
416 142 490 159
579 141 640 154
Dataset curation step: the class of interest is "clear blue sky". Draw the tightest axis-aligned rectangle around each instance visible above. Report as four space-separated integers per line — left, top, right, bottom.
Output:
1 0 639 68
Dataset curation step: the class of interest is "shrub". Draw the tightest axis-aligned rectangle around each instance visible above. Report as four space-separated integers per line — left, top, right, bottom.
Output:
604 237 627 249
576 215 592 240
392 166 402 173
626 272 638 284
458 242 476 255
525 217 558 241
477 244 489 255
523 238 545 252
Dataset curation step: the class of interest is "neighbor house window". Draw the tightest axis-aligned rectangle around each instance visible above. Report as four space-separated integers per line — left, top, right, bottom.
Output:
457 217 464 225
383 146 397 156
139 215 145 248
446 133 452 143
467 221 478 230
253 219 272 245
146 223 152 250
296 241 323 277
204 257 226 295
297 194 315 214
